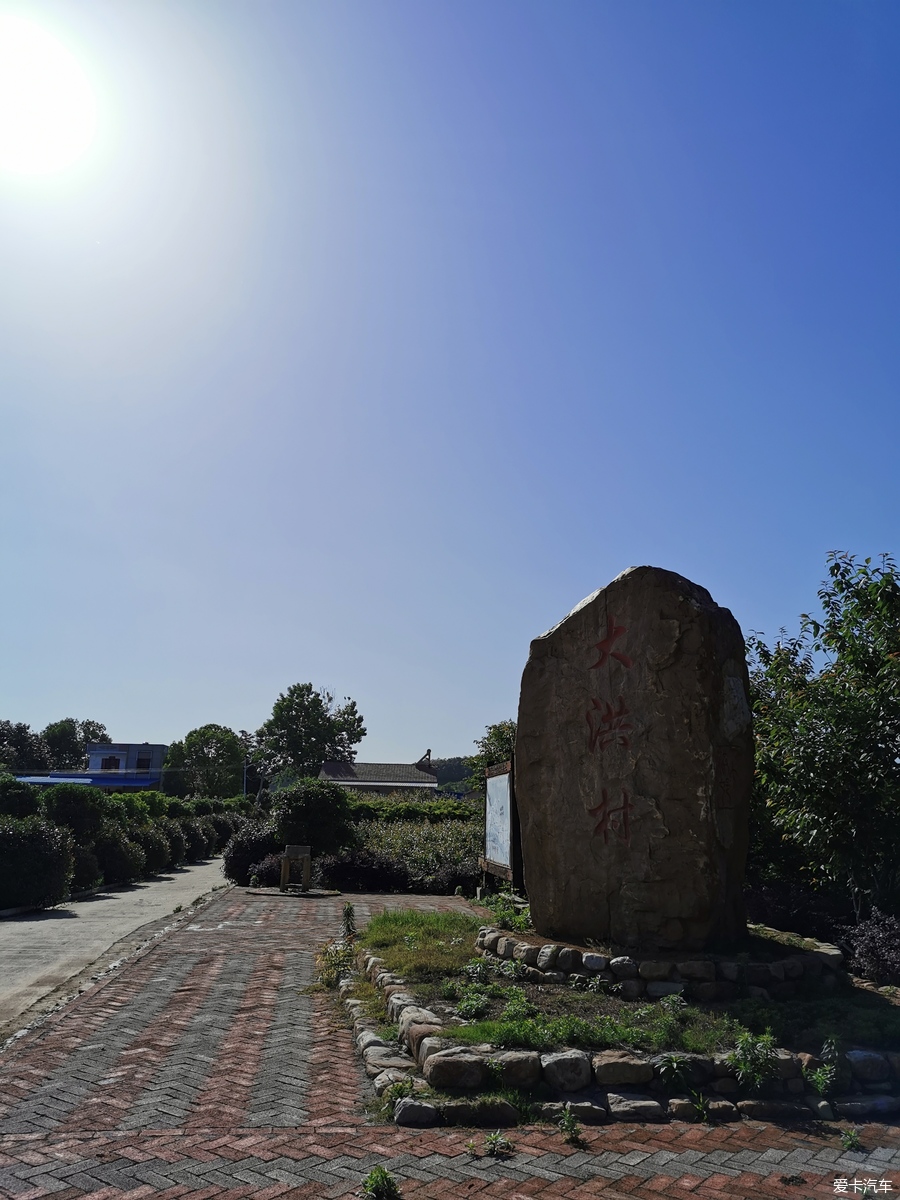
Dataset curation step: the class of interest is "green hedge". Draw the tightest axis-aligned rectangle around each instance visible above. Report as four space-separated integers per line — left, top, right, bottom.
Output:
347 795 478 823
0 816 74 910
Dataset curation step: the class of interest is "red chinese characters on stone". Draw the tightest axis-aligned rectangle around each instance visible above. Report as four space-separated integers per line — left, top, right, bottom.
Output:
586 696 632 753
588 788 634 844
590 616 633 671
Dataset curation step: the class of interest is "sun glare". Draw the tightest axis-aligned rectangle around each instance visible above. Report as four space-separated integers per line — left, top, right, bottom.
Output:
0 14 97 176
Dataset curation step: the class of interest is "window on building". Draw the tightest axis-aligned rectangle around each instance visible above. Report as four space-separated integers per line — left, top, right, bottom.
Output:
101 756 120 770
136 754 152 772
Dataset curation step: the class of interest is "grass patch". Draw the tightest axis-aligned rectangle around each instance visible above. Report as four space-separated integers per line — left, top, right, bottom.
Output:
346 977 390 1025
361 909 482 981
443 1001 741 1056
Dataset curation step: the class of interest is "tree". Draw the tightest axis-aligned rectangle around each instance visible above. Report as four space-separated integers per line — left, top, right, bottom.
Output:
467 719 517 792
749 552 900 920
0 721 51 774
41 718 111 770
255 684 366 779
163 725 245 797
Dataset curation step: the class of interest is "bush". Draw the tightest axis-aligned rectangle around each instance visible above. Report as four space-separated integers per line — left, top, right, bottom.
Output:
93 823 146 885
845 909 900 986
744 882 853 945
269 778 356 855
106 793 150 827
43 784 110 843
0 773 42 818
248 852 283 887
222 822 280 885
72 844 102 891
0 816 74 909
135 790 170 819
207 812 241 851
347 794 477 823
131 824 172 875
179 817 210 863
315 846 410 892
160 816 187 865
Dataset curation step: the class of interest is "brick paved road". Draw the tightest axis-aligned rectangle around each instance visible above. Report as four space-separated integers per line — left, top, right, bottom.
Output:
2 889 899 1199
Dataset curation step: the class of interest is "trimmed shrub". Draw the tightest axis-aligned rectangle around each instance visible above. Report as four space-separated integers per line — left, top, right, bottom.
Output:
0 816 74 909
179 817 209 863
93 823 146 885
315 846 410 892
269 778 356 856
248 852 283 887
160 816 187 866
135 790 170 819
72 844 103 891
166 798 192 818
845 909 900 986
0 773 42 818
197 816 218 856
43 784 110 843
347 795 477 823
207 812 241 851
223 822 280 886
131 824 172 875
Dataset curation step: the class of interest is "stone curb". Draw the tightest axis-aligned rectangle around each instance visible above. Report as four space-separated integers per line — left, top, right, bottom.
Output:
476 924 846 1003
339 930 900 1128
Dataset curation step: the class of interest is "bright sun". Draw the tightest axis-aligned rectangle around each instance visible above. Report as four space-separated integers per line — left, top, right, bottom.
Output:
0 14 97 176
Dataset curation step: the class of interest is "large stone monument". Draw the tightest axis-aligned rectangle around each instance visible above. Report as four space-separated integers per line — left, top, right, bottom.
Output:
515 567 752 950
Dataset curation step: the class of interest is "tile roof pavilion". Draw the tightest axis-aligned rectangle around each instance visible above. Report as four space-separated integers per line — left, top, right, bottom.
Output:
319 750 438 792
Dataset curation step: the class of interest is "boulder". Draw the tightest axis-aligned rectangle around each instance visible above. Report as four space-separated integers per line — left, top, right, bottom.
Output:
556 947 582 972
398 1007 441 1040
676 960 715 982
707 1098 741 1122
482 931 502 954
417 1036 449 1065
423 1050 485 1090
496 937 517 959
593 1050 653 1086
833 1095 900 1119
736 1099 810 1121
513 942 540 966
373 1070 426 1096
404 1024 443 1058
541 1050 592 1091
441 1098 519 1127
564 1101 609 1124
394 1098 440 1127
605 1091 667 1122
490 1051 542 1088
846 1050 890 1082
646 982 684 999
363 1048 417 1077
536 945 560 969
515 567 752 949
541 970 568 984
610 956 638 978
618 979 645 1000
667 1095 698 1121
582 952 609 972
638 961 673 981
804 1095 835 1121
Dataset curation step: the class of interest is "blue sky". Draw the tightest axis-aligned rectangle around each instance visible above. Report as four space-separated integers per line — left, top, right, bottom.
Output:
2 0 899 760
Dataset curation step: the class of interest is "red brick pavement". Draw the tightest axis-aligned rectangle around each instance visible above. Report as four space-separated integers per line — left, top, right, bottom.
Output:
1 890 899 1198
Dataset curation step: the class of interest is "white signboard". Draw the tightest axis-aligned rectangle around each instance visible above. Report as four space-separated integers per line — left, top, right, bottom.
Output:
485 770 512 870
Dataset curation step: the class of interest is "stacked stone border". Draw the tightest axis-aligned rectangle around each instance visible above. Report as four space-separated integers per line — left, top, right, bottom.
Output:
340 927 900 1129
476 925 847 1003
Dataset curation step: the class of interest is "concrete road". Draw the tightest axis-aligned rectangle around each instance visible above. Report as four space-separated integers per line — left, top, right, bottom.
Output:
0 859 228 1037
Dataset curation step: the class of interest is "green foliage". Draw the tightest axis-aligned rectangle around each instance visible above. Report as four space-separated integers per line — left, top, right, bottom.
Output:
500 989 536 1021
354 818 482 889
41 717 110 770
479 892 532 931
456 985 492 1019
430 755 473 788
159 816 188 866
179 817 210 863
726 1028 777 1090
482 1131 515 1157
840 1128 863 1151
347 794 476 823
727 993 900 1050
0 816 74 909
749 552 900 917
557 1103 585 1145
341 901 357 941
71 844 102 891
164 725 245 799
445 1001 741 1056
0 720 51 773
656 1052 689 1091
0 773 41 817
691 1090 711 1123
268 778 356 855
315 938 356 987
361 909 482 981
255 683 365 778
42 784 111 844
130 824 172 874
93 823 146 885
467 720 516 792
222 821 279 885
361 1165 402 1200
